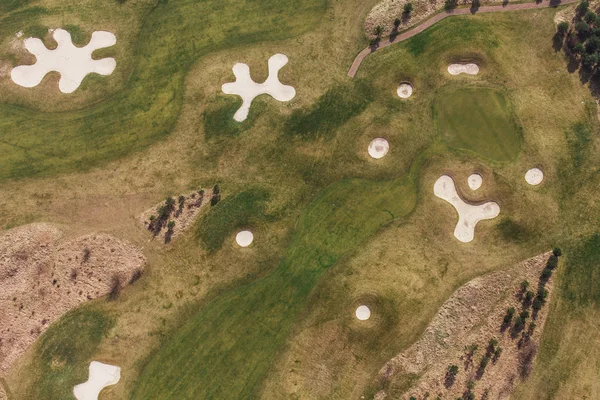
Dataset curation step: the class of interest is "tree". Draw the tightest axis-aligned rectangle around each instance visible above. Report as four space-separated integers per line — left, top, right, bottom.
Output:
576 20 590 38
532 297 544 311
520 280 530 291
520 310 530 320
374 25 384 38
504 307 516 324
557 21 570 36
578 0 589 13
541 268 553 280
165 196 175 210
444 0 458 10
488 338 498 351
394 18 401 27
583 52 600 69
553 247 563 257
539 289 549 300
586 36 600 53
514 316 525 331
493 346 503 361
403 2 413 15
167 220 176 231
574 42 586 54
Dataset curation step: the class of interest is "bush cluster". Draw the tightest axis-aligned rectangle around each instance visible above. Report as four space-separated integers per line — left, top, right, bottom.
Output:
560 1 600 71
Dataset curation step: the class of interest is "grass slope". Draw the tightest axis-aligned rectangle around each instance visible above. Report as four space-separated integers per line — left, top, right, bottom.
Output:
132 176 417 398
0 0 326 181
433 87 522 162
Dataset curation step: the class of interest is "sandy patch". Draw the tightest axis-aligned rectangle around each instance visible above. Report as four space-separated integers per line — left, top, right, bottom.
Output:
73 361 120 400
434 175 500 243
368 138 389 159
222 53 296 122
447 63 479 75
0 223 145 372
355 305 371 321
525 168 544 186
468 173 483 191
235 230 254 247
375 252 556 399
11 29 116 93
397 83 413 99
139 189 213 244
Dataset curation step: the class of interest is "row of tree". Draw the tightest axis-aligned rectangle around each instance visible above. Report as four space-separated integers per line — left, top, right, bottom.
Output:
557 1 600 71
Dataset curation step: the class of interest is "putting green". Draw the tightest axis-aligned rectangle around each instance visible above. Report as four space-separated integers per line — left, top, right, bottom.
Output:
433 87 522 161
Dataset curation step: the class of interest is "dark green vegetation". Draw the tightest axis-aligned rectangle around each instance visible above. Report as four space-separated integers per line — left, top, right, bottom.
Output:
202 96 262 139
433 87 522 161
133 177 416 398
0 0 326 181
0 0 33 13
21 309 112 399
195 188 271 252
285 81 374 139
558 0 600 71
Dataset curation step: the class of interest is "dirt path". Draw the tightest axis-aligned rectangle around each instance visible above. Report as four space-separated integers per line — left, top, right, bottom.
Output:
348 0 578 77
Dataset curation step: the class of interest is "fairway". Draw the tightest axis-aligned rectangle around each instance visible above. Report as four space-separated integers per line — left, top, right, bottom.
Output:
433 87 522 161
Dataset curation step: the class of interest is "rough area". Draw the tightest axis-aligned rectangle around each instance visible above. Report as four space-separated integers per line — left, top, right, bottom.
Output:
139 188 214 244
375 252 557 399
0 223 145 372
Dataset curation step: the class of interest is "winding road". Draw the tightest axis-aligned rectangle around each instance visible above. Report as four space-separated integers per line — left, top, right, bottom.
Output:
348 0 579 77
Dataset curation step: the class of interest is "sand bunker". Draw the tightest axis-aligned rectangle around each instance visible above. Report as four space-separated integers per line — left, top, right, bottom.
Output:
73 361 121 400
235 230 254 247
525 168 544 185
467 173 483 191
0 223 145 372
434 175 500 243
368 138 389 159
397 82 413 98
11 28 116 93
355 305 371 321
222 53 296 122
447 63 479 76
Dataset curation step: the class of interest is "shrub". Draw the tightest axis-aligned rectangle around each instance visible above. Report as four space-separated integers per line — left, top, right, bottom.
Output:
574 42 586 54
480 355 490 370
578 1 589 13
553 247 563 257
525 290 535 302
584 10 597 24
504 307 515 324
520 280 530 291
541 268 553 280
167 220 175 230
444 0 458 10
108 275 121 301
493 346 503 360
514 316 525 331
582 52 599 69
394 18 401 27
467 380 476 390
576 21 590 37
539 289 549 300
403 2 413 14
374 25 384 37
488 338 498 351
520 310 530 320
557 21 570 36
532 297 543 311
448 364 459 375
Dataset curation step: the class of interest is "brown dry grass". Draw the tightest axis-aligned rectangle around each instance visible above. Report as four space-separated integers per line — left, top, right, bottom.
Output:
0 223 146 373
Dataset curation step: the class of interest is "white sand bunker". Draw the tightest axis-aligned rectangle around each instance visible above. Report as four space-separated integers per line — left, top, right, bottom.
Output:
525 168 544 185
368 138 389 159
434 175 500 243
397 82 413 98
222 53 296 122
468 173 483 191
236 230 254 247
355 305 371 320
447 63 479 76
73 361 121 400
11 29 116 94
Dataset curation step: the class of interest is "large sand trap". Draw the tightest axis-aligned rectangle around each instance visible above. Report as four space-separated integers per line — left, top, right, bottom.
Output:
525 168 544 185
434 175 500 243
73 361 121 400
222 53 296 122
0 223 145 372
235 230 254 247
11 29 116 93
397 82 413 98
447 63 479 76
355 305 371 320
368 138 389 159
467 173 483 191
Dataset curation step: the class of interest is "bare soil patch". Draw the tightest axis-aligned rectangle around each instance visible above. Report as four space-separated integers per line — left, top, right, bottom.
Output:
139 188 214 244
0 223 146 373
375 252 557 399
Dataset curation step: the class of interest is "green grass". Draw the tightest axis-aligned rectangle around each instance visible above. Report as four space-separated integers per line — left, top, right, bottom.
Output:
202 96 263 139
433 87 522 161
0 0 326 181
133 175 417 399
285 81 374 140
21 309 113 400
195 188 272 252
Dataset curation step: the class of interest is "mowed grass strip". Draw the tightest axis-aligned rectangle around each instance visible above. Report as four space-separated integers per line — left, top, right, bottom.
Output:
0 0 326 181
433 87 522 161
132 176 417 399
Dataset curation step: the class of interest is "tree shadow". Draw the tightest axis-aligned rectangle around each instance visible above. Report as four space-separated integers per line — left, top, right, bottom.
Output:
549 0 561 6
470 0 480 13
552 32 564 52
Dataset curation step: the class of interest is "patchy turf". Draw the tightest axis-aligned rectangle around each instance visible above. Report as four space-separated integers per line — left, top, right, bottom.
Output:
433 87 522 162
